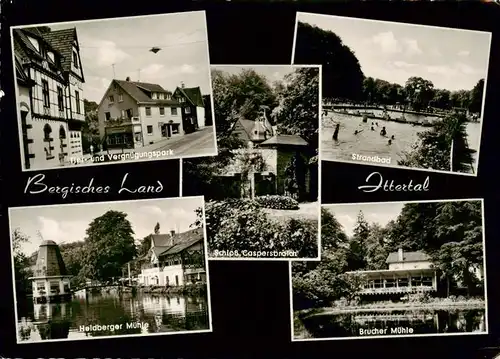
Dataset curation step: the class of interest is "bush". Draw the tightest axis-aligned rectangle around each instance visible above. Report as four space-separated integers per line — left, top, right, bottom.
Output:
204 199 317 258
254 195 300 210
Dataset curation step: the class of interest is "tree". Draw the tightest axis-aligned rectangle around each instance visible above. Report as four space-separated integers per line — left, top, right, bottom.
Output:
211 68 277 134
431 89 452 110
294 21 364 101
468 79 484 115
346 211 369 270
81 211 137 281
59 241 86 285
404 77 435 112
12 228 33 296
154 222 160 235
450 90 470 109
399 112 475 173
364 223 391 270
273 67 320 147
236 148 267 199
388 200 484 297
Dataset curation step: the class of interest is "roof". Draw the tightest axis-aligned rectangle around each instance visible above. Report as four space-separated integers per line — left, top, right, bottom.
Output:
40 28 77 73
175 86 204 107
33 241 68 277
386 250 430 264
231 118 255 142
114 80 180 105
40 240 57 246
260 135 309 147
156 227 204 257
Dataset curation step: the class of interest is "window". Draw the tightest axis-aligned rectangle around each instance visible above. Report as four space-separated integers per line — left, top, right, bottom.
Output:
171 107 178 116
73 51 79 69
105 112 111 121
185 107 191 114
75 91 81 114
50 281 59 293
145 107 152 116
59 125 66 139
159 107 165 116
44 124 52 141
36 281 45 291
57 86 64 112
47 51 55 62
27 36 40 52
109 95 114 103
147 125 153 134
175 275 179 286
118 94 123 102
42 79 50 108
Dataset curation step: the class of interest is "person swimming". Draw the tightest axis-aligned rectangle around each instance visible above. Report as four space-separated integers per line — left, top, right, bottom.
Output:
380 127 387 136
391 135 395 140
388 139 392 145
354 130 359 135
371 126 375 131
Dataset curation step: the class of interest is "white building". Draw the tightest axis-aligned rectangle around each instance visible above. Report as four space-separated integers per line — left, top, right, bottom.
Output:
138 228 207 287
13 26 85 170
97 79 206 150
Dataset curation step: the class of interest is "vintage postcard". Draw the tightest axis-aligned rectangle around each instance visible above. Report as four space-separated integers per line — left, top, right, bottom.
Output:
293 12 491 176
183 64 321 260
9 196 212 343
291 199 487 340
11 11 217 171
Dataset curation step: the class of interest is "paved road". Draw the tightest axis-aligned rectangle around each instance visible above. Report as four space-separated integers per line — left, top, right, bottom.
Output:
137 126 217 158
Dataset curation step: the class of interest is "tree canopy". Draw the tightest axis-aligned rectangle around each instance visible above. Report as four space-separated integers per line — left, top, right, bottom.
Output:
81 210 137 281
294 21 365 101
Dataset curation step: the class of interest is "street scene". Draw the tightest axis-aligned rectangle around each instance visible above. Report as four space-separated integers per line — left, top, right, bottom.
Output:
12 11 217 171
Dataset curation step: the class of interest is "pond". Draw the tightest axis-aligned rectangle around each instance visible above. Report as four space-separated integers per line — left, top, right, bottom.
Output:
321 111 482 174
16 291 210 343
295 309 486 339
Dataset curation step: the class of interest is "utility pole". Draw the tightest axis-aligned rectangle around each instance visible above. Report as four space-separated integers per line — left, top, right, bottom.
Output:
128 262 131 286
112 63 116 78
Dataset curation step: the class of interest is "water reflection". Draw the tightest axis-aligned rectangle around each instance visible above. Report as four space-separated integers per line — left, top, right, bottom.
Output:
297 309 486 339
322 111 481 173
17 292 210 343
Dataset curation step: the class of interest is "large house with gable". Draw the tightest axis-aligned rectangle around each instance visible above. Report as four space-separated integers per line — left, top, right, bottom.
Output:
97 78 206 150
13 26 86 170
138 227 207 287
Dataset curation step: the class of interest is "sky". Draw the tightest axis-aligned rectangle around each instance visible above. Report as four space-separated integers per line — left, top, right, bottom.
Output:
212 65 309 85
24 11 211 103
296 13 492 92
323 202 404 237
9 196 203 257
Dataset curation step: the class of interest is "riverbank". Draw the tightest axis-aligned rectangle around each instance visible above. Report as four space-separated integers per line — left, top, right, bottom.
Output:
136 283 207 297
297 298 486 317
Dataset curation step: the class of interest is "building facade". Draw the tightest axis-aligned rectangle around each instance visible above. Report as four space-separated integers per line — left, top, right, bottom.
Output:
13 26 85 170
138 228 207 287
29 240 72 304
222 107 316 200
173 84 206 133
97 79 206 150
347 249 438 297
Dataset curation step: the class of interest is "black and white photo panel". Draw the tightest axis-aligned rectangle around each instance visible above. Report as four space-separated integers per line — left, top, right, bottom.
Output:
11 11 217 172
183 64 321 261
290 199 487 341
8 196 212 344
293 12 492 176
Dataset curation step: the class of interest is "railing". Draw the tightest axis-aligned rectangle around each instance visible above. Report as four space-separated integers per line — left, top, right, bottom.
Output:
359 286 435 294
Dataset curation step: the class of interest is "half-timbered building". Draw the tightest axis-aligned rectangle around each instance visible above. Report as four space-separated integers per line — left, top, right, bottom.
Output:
138 227 206 287
13 26 85 170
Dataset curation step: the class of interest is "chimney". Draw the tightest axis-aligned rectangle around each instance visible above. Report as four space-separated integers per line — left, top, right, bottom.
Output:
126 76 130 82
398 248 404 262
170 229 175 237
181 81 185 89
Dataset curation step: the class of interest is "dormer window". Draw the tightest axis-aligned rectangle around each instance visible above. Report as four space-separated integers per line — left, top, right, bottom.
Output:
166 94 171 100
47 51 55 62
152 93 157 100
73 50 79 69
27 36 40 52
